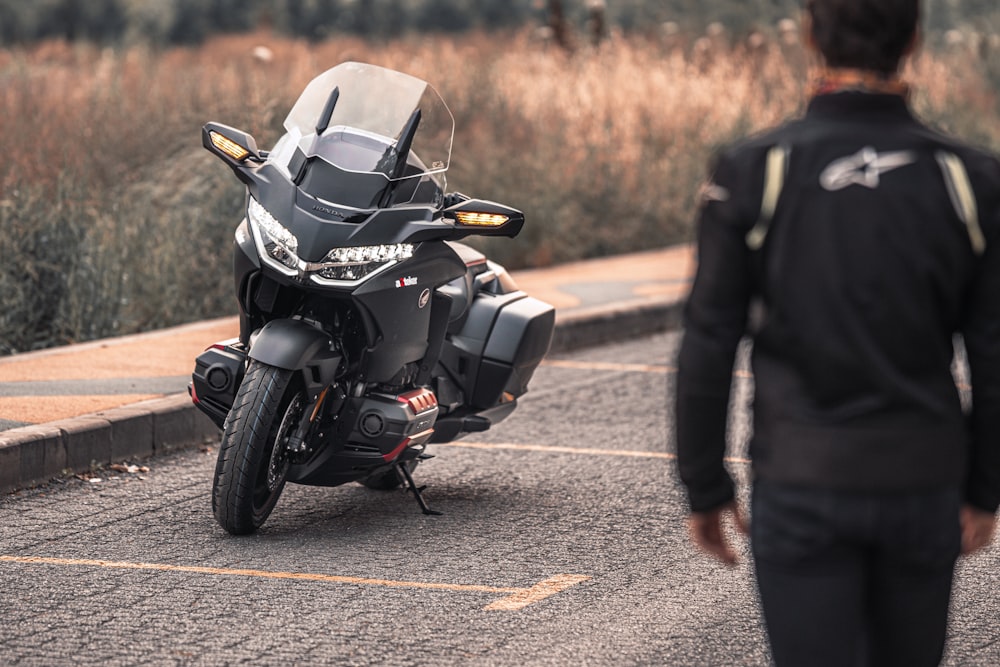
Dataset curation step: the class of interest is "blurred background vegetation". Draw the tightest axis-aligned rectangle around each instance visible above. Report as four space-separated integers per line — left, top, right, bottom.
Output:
1 0 999 43
1 0 999 354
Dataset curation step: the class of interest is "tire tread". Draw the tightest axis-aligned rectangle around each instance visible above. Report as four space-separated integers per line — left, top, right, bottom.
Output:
212 360 295 535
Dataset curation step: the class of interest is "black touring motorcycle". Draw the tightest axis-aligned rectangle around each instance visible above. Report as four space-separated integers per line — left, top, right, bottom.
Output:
190 62 554 534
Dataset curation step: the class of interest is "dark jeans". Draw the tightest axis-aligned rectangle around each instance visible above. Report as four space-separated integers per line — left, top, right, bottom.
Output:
751 480 962 667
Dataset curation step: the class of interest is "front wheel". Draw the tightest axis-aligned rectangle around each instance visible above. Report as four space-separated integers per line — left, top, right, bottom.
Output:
212 360 305 535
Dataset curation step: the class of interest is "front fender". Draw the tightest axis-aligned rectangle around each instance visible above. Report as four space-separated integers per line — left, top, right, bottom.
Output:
249 320 342 393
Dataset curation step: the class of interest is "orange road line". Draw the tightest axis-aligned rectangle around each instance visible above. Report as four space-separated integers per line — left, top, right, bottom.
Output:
541 361 972 392
541 360 969 392
484 574 592 611
439 442 751 465
0 556 589 611
0 555 518 593
540 360 672 373
539 359 755 380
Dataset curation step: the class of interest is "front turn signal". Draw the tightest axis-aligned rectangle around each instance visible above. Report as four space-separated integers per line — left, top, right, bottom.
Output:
209 131 251 162
454 211 509 227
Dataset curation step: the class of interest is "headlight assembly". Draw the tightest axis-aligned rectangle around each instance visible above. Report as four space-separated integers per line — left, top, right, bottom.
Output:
248 198 300 276
246 197 415 285
313 243 415 283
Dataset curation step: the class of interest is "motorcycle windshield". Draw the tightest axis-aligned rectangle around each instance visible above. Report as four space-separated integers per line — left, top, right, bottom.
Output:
269 62 454 189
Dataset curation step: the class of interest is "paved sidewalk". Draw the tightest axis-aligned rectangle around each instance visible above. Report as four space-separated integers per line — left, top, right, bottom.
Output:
0 245 693 492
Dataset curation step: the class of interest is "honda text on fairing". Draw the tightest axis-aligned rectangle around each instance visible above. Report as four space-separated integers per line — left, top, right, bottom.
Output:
189 62 555 535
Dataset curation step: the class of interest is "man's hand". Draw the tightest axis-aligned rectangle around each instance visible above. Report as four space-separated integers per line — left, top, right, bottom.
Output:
688 502 749 566
960 504 997 555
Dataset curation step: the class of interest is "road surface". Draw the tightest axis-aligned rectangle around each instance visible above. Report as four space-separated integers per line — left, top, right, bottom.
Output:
1 333 997 665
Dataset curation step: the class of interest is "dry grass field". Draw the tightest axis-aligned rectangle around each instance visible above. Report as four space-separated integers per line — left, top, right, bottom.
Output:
1 29 998 353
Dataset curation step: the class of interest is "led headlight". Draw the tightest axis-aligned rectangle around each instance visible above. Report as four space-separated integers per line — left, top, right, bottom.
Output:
248 198 300 275
246 198 414 285
313 244 415 284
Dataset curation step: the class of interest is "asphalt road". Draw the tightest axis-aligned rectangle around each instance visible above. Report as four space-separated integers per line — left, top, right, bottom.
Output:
1 333 998 666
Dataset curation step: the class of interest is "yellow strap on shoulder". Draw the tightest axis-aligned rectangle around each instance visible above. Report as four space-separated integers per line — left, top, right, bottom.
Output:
936 151 985 256
746 145 788 251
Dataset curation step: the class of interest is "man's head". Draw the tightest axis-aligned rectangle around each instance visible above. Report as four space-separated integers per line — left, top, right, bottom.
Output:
805 0 920 75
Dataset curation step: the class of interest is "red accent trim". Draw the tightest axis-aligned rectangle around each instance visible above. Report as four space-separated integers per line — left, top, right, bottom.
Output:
190 383 200 405
382 438 411 463
397 388 437 414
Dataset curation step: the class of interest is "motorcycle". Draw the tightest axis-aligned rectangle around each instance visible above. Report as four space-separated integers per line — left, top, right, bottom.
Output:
190 62 555 535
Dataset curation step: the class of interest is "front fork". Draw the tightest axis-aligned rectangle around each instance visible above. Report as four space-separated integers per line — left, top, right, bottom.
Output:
288 383 348 458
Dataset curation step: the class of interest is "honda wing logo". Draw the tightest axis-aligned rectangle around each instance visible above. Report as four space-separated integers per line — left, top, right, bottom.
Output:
820 147 917 192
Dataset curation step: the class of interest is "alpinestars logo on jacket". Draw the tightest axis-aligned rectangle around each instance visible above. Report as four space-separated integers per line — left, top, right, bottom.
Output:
820 146 917 191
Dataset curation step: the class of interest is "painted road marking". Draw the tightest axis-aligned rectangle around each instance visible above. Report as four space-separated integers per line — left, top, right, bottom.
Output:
541 360 672 373
0 556 589 612
484 574 592 611
540 359 754 380
440 441 751 465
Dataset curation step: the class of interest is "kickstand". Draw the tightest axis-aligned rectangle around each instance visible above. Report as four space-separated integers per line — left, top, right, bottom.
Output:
398 462 443 516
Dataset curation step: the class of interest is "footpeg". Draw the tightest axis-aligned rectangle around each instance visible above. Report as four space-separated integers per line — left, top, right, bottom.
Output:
461 415 491 432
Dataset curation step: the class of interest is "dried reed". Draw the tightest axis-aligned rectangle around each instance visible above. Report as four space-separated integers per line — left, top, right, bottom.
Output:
1 30 997 352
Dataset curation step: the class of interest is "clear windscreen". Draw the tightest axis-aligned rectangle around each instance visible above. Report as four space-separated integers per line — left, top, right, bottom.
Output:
268 61 454 183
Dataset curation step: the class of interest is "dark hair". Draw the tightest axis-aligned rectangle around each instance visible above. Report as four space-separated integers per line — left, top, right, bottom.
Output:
806 0 920 74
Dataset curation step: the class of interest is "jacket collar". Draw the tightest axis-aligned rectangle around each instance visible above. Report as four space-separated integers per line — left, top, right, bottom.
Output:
806 92 915 122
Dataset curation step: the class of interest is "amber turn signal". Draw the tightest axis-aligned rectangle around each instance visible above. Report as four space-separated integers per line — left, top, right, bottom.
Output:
209 131 251 162
454 211 509 227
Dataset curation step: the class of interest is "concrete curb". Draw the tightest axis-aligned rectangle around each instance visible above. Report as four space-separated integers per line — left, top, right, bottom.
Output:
0 395 221 493
0 297 680 494
550 297 683 354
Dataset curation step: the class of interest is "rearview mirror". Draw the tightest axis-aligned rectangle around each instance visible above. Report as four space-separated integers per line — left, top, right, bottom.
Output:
444 198 525 239
202 122 262 166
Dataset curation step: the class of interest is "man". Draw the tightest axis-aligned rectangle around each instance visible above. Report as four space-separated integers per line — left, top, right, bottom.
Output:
674 0 1000 664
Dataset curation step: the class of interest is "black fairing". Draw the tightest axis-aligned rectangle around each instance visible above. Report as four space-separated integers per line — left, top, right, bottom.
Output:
207 142 549 414
353 243 465 383
294 146 443 210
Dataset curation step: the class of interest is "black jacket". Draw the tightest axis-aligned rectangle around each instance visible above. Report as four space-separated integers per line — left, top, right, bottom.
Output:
675 92 1000 513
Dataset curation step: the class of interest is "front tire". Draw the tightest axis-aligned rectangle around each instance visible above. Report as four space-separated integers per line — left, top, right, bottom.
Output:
212 360 304 535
